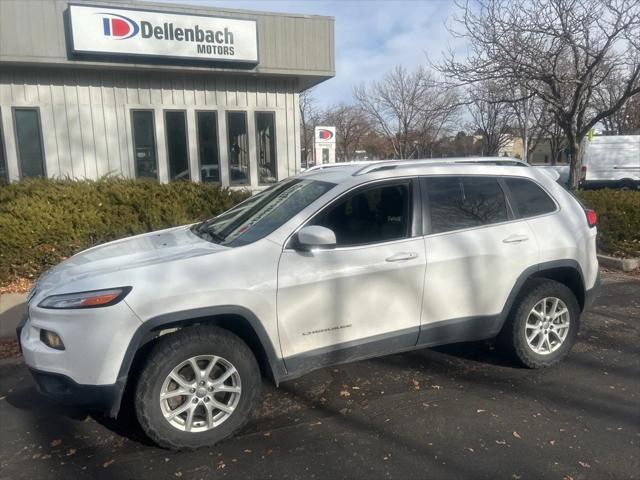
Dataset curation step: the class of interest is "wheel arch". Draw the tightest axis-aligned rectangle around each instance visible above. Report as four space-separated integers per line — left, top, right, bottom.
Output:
496 260 586 336
530 265 585 311
113 306 287 417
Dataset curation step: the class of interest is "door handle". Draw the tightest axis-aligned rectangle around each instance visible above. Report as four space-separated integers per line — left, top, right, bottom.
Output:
385 252 418 262
502 234 530 244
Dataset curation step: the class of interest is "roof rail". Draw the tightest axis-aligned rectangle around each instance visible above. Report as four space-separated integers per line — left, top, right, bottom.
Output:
302 161 383 173
352 157 528 176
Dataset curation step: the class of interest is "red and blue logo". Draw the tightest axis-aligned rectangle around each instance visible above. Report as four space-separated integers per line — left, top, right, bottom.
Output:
100 13 139 39
318 129 334 140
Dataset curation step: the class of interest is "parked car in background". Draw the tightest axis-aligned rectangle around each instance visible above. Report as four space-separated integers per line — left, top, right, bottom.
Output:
19 157 600 450
579 135 640 189
534 165 570 187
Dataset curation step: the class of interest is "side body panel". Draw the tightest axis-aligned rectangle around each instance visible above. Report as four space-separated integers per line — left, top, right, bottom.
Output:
528 171 599 291
420 220 539 336
277 237 426 368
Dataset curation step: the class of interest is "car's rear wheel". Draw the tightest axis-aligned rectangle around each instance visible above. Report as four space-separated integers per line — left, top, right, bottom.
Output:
502 278 580 368
134 326 261 450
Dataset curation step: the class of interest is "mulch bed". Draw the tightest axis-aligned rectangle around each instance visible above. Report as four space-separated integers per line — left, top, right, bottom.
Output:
0 338 21 360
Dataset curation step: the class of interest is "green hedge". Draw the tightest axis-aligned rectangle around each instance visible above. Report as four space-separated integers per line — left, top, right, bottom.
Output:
576 189 640 257
0 179 249 285
0 181 637 286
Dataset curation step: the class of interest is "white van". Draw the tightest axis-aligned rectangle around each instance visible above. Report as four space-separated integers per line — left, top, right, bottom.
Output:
580 135 640 189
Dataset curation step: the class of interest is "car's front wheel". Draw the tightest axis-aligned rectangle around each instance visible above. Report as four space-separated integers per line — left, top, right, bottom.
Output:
502 278 580 368
134 326 261 450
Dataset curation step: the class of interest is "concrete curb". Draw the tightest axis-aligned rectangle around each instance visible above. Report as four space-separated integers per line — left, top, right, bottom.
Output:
597 254 640 272
0 293 27 338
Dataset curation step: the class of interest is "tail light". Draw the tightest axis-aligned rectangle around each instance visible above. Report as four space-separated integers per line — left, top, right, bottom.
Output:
585 209 597 228
580 165 587 181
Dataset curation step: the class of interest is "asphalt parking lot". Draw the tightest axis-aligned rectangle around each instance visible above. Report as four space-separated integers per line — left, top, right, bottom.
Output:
0 270 638 480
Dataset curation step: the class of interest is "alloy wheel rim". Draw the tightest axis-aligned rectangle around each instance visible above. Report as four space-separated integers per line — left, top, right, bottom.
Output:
159 355 241 432
525 297 570 355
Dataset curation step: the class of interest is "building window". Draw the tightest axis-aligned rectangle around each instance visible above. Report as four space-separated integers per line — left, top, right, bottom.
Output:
255 112 277 185
196 111 220 183
164 111 190 181
13 108 45 178
0 114 7 182
227 111 249 185
131 110 157 180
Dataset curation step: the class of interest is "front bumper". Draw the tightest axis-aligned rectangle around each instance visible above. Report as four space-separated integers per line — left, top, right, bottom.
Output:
18 301 142 417
28 368 125 417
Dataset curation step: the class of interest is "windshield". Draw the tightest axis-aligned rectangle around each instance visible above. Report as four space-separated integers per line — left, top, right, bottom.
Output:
193 178 335 246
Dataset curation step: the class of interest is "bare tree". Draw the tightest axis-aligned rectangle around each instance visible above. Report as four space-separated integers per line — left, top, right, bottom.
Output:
541 119 568 165
509 88 552 162
299 89 320 168
322 104 371 161
354 65 459 159
466 82 514 156
438 0 640 187
595 73 640 134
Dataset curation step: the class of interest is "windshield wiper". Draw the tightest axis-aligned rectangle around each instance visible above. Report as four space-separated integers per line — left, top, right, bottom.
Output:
193 223 226 244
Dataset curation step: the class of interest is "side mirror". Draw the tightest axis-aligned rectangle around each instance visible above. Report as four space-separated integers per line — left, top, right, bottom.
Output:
295 225 336 250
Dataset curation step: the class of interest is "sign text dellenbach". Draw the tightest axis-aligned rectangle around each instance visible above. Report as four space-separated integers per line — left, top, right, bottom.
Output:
68 4 258 64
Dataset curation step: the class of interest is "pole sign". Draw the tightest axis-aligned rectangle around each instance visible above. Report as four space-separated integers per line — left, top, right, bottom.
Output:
67 4 259 64
314 126 336 165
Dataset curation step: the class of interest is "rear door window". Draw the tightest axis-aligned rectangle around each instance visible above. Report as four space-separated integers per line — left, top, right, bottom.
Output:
424 176 508 234
504 178 556 218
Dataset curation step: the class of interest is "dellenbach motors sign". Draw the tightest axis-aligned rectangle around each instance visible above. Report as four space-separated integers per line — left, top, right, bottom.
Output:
67 4 258 64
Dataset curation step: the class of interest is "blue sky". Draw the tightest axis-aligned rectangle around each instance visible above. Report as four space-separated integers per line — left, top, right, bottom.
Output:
181 0 463 107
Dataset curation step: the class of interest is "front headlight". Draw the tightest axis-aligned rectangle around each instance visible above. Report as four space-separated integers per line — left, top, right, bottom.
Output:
38 287 132 309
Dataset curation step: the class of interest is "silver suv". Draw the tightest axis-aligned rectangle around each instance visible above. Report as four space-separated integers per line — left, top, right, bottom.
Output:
19 158 600 449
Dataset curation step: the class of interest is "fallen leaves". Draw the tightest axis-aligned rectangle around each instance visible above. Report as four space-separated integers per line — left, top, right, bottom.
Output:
339 390 351 398
578 461 591 469
50 439 62 448
0 277 32 294
411 379 420 390
495 440 507 445
102 460 114 468
512 431 521 439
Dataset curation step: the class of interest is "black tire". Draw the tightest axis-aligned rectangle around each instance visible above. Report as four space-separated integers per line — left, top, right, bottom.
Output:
501 278 580 368
134 326 261 450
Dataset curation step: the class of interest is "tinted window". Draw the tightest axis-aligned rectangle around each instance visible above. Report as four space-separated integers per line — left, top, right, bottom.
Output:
256 112 277 185
505 178 556 217
14 108 45 178
196 111 220 183
312 183 410 246
227 112 249 185
426 176 508 234
131 110 157 179
165 111 189 181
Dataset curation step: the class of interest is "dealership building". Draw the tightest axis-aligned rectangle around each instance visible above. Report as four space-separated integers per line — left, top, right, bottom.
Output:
0 0 334 187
